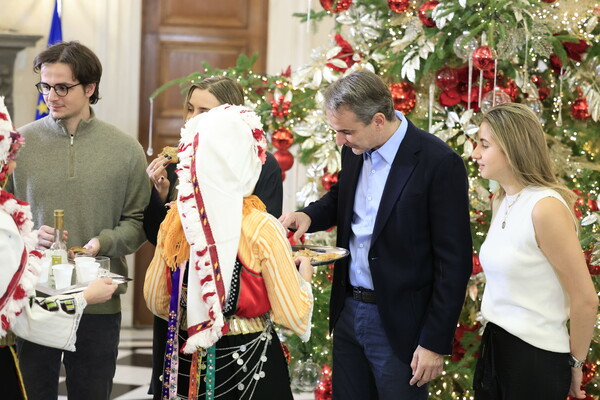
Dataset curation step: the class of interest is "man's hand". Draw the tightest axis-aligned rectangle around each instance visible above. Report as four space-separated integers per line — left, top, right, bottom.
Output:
279 212 312 242
83 238 101 257
36 225 68 250
409 345 444 387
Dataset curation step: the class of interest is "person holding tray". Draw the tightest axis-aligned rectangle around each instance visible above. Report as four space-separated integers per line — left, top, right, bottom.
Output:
147 104 314 399
0 96 117 400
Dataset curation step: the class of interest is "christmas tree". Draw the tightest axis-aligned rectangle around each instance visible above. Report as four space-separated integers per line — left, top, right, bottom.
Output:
153 1 600 398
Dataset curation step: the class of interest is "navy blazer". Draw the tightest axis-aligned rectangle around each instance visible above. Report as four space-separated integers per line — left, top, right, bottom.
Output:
302 118 472 363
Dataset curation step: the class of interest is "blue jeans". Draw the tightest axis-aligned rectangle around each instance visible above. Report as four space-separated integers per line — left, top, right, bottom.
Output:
332 297 427 400
17 313 121 400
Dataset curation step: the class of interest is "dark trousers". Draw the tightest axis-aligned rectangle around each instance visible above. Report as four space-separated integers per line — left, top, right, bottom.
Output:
332 296 428 400
474 322 570 400
17 313 121 400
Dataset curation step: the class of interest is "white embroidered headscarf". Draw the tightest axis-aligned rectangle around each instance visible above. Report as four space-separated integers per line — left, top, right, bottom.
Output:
176 104 267 353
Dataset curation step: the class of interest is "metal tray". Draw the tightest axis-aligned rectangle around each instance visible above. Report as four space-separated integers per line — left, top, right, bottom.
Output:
291 245 349 266
35 273 132 296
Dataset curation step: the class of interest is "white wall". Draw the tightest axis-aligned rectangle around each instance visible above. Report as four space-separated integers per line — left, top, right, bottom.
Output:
2 0 331 326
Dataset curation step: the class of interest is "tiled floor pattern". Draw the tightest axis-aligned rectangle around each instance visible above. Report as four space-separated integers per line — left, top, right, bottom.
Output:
56 327 314 400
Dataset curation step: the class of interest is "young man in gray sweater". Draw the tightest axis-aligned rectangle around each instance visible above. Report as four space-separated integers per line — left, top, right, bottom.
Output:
6 41 150 400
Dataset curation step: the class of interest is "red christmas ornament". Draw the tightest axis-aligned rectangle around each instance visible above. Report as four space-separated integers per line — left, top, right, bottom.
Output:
472 253 483 276
571 98 590 120
472 46 496 71
321 172 338 191
314 365 333 400
435 66 459 91
388 0 410 13
389 82 417 115
320 0 352 13
418 1 438 27
273 149 294 172
272 127 294 150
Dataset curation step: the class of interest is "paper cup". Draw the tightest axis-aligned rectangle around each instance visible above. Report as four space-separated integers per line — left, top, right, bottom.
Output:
52 264 74 290
76 262 100 283
74 256 95 266
38 257 51 284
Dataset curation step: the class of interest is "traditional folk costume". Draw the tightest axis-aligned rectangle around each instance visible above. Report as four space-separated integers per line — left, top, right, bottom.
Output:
0 97 88 400
147 105 313 399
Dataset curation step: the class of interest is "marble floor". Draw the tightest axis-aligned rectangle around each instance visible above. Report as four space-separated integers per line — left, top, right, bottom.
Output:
56 327 314 400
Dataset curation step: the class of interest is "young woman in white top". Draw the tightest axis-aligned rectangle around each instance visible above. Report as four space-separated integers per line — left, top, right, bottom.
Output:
471 102 598 399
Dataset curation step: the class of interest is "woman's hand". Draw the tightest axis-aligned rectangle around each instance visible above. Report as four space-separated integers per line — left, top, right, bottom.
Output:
295 256 313 283
146 155 171 203
569 367 586 399
82 278 118 305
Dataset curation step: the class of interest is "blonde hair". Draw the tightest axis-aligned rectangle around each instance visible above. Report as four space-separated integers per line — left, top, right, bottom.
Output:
182 76 244 121
481 102 576 208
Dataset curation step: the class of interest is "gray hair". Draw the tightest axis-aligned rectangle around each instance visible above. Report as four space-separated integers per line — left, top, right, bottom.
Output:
324 70 396 125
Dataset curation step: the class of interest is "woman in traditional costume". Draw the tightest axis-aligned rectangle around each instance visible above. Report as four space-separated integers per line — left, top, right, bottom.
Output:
147 104 313 399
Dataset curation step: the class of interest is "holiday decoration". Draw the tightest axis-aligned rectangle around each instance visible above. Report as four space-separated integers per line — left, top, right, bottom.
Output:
435 66 459 91
389 82 417 115
314 364 333 400
273 149 294 172
472 46 497 71
291 359 321 392
541 0 557 3
524 98 543 119
321 172 338 191
388 0 410 13
572 98 591 120
418 1 439 28
320 0 352 13
480 90 512 113
453 32 478 60
326 34 358 73
472 253 483 275
272 127 294 150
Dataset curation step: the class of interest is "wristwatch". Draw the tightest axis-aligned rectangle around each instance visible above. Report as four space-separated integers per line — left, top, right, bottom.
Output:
568 354 584 368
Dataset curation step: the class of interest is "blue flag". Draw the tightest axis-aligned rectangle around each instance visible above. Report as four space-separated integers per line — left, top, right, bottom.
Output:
35 0 63 120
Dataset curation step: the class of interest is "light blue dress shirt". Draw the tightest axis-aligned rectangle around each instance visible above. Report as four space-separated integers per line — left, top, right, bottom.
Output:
349 111 407 290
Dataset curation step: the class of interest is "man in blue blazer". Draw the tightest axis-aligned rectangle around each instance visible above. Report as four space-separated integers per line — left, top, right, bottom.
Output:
280 70 472 399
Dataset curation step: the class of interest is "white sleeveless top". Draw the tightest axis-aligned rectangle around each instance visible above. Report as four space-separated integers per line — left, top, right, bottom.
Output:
480 186 572 352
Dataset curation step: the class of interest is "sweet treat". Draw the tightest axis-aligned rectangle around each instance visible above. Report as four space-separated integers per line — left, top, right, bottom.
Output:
69 246 88 256
158 146 179 164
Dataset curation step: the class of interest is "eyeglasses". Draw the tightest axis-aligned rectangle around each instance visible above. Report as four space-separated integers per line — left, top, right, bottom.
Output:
35 82 83 97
